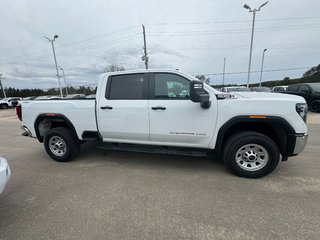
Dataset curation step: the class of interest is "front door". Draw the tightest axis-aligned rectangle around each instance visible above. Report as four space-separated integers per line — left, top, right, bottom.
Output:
148 72 217 148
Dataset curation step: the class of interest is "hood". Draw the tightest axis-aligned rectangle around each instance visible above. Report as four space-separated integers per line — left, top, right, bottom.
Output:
232 92 306 103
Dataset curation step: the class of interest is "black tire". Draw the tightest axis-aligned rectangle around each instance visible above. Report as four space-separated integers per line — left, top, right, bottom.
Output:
44 127 80 162
223 131 280 178
309 100 320 112
0 104 8 109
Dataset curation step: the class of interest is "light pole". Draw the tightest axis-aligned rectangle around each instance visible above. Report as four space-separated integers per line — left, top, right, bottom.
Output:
0 74 6 98
243 1 269 87
59 67 68 96
259 49 267 86
44 35 63 97
222 57 226 86
142 25 149 69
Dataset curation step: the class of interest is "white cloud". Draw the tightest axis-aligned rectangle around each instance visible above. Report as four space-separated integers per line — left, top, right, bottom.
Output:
0 0 319 89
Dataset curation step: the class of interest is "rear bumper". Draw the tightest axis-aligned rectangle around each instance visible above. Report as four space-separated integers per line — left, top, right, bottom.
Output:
0 157 11 194
21 126 33 137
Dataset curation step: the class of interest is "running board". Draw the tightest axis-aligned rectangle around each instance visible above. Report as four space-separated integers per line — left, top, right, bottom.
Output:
97 143 208 157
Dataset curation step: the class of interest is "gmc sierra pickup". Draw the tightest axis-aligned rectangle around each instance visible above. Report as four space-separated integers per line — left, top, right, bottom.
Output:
16 70 308 178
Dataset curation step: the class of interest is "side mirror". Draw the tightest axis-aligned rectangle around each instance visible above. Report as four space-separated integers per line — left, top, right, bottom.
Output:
190 80 211 109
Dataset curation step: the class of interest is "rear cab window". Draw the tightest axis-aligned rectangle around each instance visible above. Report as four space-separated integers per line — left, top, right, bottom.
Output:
106 73 148 100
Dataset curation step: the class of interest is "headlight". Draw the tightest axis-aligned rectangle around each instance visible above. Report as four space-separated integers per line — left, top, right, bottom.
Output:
296 103 308 122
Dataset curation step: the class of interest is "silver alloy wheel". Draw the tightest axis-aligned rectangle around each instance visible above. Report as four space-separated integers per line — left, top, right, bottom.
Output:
235 144 269 171
49 136 67 157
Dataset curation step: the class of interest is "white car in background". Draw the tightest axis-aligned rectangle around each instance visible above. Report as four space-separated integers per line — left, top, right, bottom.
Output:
0 98 13 109
0 97 22 109
219 86 252 93
272 85 288 92
0 156 11 194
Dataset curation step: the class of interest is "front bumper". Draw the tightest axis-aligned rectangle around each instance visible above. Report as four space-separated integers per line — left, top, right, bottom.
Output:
293 133 308 155
286 133 308 157
0 157 11 194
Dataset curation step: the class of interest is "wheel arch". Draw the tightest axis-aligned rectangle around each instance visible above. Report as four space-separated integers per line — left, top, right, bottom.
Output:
34 114 79 143
215 116 296 158
308 95 320 103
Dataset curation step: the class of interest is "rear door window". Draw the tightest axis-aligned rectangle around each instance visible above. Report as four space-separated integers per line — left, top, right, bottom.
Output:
106 74 146 100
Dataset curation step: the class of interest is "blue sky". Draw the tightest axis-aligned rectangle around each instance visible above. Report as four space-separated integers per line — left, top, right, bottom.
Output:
0 0 319 89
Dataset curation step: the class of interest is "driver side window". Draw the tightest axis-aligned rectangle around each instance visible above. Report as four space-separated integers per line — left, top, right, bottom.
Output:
154 73 190 99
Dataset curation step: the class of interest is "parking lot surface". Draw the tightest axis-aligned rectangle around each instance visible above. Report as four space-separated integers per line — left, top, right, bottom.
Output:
0 109 319 240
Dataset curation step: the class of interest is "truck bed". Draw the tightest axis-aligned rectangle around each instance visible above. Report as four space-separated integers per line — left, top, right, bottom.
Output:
21 99 97 140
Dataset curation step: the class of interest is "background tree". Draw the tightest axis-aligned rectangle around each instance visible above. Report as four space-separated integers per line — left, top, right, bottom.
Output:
105 64 125 72
302 64 320 82
283 77 290 85
195 75 210 84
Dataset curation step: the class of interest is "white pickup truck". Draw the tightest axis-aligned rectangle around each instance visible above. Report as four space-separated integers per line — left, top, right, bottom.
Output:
16 70 308 178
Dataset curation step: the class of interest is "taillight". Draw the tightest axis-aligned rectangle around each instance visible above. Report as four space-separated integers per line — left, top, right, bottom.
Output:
16 104 22 121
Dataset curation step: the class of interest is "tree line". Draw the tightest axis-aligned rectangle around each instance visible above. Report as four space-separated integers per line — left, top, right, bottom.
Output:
0 86 96 98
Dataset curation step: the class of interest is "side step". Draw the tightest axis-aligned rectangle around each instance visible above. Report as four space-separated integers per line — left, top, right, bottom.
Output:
97 143 208 157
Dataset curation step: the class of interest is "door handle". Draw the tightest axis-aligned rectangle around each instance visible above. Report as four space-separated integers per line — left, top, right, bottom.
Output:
100 106 113 110
151 106 166 110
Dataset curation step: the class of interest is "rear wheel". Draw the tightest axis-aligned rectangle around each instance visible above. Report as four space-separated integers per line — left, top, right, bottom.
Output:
223 131 280 178
44 127 80 162
309 100 320 112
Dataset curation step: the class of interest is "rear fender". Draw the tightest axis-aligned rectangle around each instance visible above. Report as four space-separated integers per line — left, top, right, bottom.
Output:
34 114 78 142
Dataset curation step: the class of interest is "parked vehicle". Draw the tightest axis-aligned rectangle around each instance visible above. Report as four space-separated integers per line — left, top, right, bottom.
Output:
86 94 96 99
285 83 320 112
0 98 12 109
250 87 271 92
219 86 252 92
64 94 86 99
23 96 36 100
8 97 22 107
272 85 288 92
0 156 11 194
0 97 22 109
17 69 308 178
34 95 62 100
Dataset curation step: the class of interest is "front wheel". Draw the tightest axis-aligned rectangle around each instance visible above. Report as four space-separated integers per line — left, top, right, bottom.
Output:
223 131 280 178
44 127 80 162
309 100 320 112
0 104 8 109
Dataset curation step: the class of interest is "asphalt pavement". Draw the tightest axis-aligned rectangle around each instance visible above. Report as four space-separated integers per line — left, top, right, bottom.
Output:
0 109 319 240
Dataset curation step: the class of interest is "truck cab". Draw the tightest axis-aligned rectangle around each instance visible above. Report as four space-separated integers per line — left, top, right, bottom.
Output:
96 70 216 148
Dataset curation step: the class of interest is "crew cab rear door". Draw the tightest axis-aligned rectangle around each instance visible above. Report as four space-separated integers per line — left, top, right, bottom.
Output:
148 72 216 148
96 73 149 142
